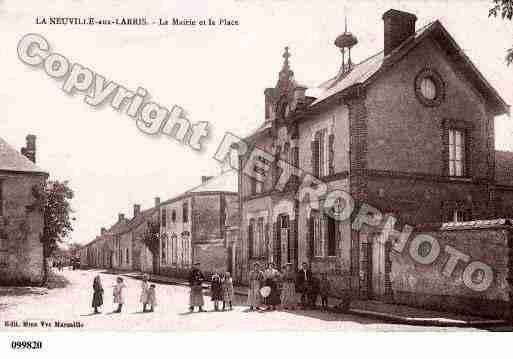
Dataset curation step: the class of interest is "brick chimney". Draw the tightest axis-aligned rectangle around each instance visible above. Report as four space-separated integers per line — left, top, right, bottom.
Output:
382 9 417 56
154 197 160 207
118 213 125 222
133 204 141 217
21 134 36 163
201 176 213 184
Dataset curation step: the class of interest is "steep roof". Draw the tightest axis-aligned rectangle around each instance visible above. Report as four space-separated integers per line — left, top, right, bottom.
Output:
185 169 238 194
309 20 509 115
495 150 513 186
0 137 47 175
109 207 158 236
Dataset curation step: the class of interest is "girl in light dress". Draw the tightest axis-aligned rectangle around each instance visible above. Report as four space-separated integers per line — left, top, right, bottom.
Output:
113 277 126 313
222 272 234 311
247 263 264 311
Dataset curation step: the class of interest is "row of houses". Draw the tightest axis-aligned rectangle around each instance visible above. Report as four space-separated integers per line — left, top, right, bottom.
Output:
79 171 240 279
79 8 513 318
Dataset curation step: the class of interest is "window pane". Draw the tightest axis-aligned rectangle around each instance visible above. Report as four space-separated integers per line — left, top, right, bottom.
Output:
421 78 437 100
455 131 462 147
455 145 462 161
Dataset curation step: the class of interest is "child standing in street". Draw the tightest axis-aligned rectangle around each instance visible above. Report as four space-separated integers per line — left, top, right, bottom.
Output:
147 284 157 312
319 273 331 311
222 272 234 311
140 274 149 312
92 275 104 314
211 272 223 311
113 277 126 313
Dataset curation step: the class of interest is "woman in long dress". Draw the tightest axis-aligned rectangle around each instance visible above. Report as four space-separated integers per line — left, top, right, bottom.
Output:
140 274 149 312
280 263 297 310
222 272 234 311
247 263 263 310
264 262 281 311
92 275 103 314
211 272 223 311
188 263 205 312
113 277 126 313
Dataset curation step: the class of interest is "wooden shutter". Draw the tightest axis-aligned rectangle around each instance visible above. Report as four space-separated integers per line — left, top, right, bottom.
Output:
264 222 270 259
248 220 254 259
293 146 299 168
311 138 319 178
307 215 314 259
274 145 281 186
291 147 299 186
319 131 325 177
273 222 278 264
329 134 335 175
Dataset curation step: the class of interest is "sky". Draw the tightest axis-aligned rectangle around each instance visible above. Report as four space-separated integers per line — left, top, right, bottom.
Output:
1 0 512 245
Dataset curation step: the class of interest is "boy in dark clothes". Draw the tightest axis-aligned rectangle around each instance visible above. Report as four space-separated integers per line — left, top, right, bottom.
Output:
308 274 320 309
319 273 331 310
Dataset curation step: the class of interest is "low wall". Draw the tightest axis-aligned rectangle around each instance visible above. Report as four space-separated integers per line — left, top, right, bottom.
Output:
390 226 512 318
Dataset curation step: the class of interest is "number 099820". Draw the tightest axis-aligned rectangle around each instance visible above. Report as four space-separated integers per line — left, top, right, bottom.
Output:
11 340 42 350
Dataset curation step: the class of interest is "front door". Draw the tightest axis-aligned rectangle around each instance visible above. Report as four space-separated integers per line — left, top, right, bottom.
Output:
371 234 386 298
274 214 290 269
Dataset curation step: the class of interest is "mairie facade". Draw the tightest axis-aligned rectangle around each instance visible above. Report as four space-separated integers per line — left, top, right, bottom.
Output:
238 9 511 304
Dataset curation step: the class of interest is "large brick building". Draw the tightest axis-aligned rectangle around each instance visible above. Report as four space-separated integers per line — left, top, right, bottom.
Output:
239 8 510 302
0 135 48 285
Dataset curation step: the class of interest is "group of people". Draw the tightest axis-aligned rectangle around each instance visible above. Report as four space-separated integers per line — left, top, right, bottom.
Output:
247 262 331 311
91 275 157 314
89 261 331 315
188 263 235 312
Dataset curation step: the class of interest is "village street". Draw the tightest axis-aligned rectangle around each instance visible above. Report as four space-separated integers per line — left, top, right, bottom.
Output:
0 269 502 332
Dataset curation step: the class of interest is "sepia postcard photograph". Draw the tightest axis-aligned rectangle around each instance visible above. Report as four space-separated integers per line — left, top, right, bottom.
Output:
1 0 513 356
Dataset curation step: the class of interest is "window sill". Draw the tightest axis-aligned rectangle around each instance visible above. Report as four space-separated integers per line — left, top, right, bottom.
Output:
249 256 266 260
311 256 338 262
447 176 471 182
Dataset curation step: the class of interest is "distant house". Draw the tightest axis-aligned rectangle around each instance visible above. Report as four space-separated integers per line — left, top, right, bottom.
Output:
79 201 159 274
0 135 48 285
159 170 239 278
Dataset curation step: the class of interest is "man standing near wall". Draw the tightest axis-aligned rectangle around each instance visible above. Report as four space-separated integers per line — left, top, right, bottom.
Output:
296 262 312 309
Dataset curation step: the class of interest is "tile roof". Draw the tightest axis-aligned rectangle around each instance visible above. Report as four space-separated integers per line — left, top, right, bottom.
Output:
309 21 434 107
0 137 47 175
109 207 158 235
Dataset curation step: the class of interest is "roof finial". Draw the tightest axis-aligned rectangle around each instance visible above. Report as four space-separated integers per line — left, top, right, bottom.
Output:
282 46 290 70
334 9 358 75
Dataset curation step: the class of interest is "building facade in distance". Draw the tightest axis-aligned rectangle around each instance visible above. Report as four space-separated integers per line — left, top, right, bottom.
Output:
159 171 239 278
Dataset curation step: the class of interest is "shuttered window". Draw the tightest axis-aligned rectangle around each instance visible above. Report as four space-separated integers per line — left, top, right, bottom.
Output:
448 129 466 177
248 219 255 258
183 201 189 223
327 215 337 257
161 208 167 228
312 129 329 178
